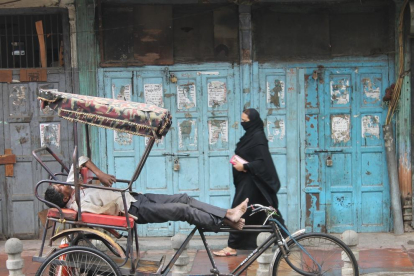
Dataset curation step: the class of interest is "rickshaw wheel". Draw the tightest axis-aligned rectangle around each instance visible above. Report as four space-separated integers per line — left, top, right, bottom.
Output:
36 246 121 276
71 233 126 258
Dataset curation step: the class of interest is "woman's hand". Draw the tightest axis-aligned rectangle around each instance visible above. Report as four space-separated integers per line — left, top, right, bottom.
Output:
96 172 116 187
233 160 247 172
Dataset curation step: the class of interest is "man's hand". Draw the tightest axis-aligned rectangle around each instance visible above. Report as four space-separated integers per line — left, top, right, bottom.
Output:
84 160 116 187
96 172 116 187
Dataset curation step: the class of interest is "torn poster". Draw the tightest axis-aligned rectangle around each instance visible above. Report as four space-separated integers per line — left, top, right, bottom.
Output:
208 120 228 145
112 84 131 101
267 79 285 108
113 83 132 145
331 115 350 144
11 86 27 106
266 118 285 142
145 136 164 147
144 83 164 107
208 81 227 107
178 119 197 149
362 115 380 139
40 123 60 148
330 78 350 105
177 83 196 110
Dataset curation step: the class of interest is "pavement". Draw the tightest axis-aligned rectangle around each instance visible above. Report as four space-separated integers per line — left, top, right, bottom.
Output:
1 232 414 276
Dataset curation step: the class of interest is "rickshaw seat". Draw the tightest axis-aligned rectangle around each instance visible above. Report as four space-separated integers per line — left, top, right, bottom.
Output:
47 208 135 228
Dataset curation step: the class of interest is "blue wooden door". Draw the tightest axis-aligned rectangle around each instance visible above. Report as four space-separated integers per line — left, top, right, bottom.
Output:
169 69 237 234
257 67 300 232
302 65 390 233
102 70 173 236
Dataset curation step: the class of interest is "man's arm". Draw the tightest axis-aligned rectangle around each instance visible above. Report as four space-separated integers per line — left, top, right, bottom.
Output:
84 160 116 187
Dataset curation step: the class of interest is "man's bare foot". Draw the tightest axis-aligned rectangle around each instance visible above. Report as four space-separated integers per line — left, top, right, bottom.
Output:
225 198 248 223
223 218 245 230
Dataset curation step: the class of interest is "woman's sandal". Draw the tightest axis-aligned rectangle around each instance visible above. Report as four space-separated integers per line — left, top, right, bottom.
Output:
212 247 237 257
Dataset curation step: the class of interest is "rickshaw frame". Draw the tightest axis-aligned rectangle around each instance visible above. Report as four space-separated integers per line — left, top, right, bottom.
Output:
32 90 359 276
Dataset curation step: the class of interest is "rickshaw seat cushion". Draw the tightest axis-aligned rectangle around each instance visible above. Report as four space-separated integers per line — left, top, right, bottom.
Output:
47 208 135 228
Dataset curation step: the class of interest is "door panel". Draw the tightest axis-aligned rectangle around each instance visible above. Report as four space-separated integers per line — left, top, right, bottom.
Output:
1 74 70 239
303 65 390 233
258 68 300 231
202 70 236 209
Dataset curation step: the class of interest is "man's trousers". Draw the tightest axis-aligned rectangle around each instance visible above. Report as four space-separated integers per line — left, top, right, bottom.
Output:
128 193 227 231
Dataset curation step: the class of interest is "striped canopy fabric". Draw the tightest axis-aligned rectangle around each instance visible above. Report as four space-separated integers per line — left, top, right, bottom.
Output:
38 89 172 138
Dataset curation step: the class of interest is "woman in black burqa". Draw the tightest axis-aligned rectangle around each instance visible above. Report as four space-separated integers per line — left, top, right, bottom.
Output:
213 108 287 256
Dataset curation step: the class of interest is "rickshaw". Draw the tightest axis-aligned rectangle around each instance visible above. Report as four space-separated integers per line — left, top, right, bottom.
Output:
32 89 359 276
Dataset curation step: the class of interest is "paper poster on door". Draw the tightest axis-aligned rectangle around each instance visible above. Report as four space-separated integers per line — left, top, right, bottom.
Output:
178 119 197 150
267 79 285 108
330 78 350 105
112 84 131 101
362 115 380 139
208 120 228 145
113 83 132 145
266 118 285 142
177 83 196 110
40 123 60 148
331 115 350 144
144 83 164 107
208 81 227 107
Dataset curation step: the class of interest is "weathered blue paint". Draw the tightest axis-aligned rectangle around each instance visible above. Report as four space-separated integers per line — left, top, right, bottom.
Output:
301 62 391 233
255 67 300 232
98 66 238 236
97 57 393 235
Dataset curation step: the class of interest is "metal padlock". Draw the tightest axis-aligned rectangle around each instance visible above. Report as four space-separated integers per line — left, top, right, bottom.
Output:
173 158 180 171
326 156 333 167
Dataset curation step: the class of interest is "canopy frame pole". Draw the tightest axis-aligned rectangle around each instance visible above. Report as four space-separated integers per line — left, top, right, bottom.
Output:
128 137 155 191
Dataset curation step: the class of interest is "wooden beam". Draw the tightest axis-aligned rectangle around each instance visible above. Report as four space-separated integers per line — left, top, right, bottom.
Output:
0 70 12 83
35 20 47 68
0 149 16 177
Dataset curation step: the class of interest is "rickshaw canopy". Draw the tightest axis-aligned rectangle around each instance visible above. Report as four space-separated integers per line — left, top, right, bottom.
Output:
38 89 172 138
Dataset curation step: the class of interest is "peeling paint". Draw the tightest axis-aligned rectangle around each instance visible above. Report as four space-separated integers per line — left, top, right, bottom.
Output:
208 120 228 145
266 118 285 142
178 120 197 149
10 86 26 106
177 83 196 110
330 78 350 105
115 132 132 145
231 122 239 129
208 81 227 107
267 79 285 108
361 115 380 139
144 83 163 107
362 77 380 102
306 193 320 227
399 153 412 198
331 115 350 144
243 101 251 110
40 123 60 148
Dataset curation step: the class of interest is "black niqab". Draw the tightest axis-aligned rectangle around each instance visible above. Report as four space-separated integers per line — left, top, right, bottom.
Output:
234 108 281 206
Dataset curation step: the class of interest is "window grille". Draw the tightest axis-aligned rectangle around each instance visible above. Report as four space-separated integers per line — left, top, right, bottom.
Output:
0 14 63 68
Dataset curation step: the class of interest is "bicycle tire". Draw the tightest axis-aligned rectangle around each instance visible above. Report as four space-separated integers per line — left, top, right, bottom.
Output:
36 246 122 276
272 233 359 276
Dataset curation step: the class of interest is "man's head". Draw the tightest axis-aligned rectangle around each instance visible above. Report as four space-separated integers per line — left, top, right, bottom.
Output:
44 184 72 208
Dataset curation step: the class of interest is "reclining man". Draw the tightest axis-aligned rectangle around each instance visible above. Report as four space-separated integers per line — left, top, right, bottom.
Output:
45 157 248 231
